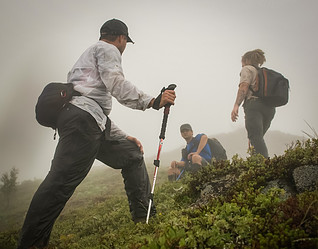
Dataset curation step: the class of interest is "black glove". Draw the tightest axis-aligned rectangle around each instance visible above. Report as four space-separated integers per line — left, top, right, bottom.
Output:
152 87 166 110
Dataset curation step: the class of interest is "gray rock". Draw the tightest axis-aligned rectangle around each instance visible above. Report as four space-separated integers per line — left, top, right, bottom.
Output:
262 179 296 200
293 165 318 193
197 174 238 206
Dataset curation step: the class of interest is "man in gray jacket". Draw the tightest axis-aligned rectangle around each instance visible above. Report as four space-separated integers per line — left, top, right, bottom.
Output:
18 18 176 249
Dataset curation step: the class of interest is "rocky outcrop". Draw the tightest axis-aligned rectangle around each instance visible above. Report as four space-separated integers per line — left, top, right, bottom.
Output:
197 165 318 205
261 178 297 200
293 165 318 193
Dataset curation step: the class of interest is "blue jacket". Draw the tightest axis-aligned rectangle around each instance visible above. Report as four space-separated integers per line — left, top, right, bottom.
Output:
181 134 212 162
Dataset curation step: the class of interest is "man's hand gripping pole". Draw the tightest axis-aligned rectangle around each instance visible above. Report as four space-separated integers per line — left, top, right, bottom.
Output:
146 84 176 224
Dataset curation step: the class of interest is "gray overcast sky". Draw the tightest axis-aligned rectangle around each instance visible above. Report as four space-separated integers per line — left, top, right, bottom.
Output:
0 0 317 181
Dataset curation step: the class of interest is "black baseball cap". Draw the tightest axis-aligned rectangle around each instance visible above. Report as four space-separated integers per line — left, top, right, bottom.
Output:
180 124 192 132
100 19 134 43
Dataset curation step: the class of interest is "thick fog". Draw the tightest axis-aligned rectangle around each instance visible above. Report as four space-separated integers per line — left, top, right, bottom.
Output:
0 0 317 181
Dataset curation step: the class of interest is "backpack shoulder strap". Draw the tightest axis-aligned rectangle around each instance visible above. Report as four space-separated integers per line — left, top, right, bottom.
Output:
248 66 264 96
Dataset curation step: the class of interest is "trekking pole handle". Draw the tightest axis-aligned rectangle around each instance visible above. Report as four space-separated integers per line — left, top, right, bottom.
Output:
165 84 177 105
159 84 176 139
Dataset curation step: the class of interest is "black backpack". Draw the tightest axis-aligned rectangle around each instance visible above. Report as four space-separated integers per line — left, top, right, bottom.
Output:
35 83 80 130
181 137 227 163
207 138 227 161
252 67 289 107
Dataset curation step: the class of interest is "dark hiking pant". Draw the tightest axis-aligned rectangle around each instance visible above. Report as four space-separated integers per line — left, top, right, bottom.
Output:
182 158 209 176
243 98 275 158
17 104 155 249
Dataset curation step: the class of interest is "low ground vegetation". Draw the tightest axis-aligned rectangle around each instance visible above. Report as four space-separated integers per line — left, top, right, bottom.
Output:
0 139 317 249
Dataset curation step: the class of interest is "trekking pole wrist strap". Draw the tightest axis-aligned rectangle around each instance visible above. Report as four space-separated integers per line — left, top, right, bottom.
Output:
152 87 165 110
152 84 176 110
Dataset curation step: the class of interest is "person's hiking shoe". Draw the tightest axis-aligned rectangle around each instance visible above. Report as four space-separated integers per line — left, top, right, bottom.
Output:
133 216 147 224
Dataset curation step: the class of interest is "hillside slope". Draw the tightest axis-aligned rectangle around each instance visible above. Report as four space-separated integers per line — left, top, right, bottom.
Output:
0 138 316 249
156 129 304 168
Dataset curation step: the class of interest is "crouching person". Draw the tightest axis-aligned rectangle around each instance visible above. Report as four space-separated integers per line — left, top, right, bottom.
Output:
168 124 212 181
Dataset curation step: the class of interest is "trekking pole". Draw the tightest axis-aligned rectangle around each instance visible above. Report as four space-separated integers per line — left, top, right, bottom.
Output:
176 168 184 181
146 83 177 224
